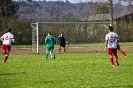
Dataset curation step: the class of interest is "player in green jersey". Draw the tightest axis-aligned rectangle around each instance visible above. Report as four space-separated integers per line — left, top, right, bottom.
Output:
45 32 56 59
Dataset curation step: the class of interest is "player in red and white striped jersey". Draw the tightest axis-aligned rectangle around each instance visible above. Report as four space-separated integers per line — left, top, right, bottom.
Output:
104 26 119 66
0 28 15 63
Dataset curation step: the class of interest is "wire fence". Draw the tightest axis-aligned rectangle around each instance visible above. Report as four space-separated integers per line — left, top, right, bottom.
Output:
31 22 111 54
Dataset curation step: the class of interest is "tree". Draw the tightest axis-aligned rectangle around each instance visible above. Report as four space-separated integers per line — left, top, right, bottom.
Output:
0 0 19 30
96 5 109 14
109 0 113 26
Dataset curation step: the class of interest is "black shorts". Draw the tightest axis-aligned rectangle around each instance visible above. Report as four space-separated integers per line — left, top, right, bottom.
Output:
60 42 66 47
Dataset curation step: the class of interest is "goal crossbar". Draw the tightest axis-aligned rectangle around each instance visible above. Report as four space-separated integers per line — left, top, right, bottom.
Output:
37 22 112 24
31 22 112 53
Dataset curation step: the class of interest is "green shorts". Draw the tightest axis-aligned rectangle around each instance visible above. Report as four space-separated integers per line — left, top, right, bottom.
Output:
46 44 54 51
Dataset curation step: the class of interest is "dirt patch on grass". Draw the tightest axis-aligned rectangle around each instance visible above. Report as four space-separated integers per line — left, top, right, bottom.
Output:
0 46 133 55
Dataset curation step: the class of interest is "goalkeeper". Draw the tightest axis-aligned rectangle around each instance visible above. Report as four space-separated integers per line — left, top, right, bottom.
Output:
57 32 68 54
45 32 56 59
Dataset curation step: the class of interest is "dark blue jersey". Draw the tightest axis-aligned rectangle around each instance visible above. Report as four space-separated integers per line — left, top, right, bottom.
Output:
57 36 67 43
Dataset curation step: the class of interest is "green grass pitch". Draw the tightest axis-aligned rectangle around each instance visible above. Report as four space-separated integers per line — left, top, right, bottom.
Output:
0 52 133 88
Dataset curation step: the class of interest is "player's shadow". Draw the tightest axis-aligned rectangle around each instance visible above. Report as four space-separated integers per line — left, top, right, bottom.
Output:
0 72 26 75
90 85 133 88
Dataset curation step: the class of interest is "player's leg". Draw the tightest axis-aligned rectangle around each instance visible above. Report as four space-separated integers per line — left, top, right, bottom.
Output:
2 50 6 54
58 43 61 54
50 45 55 59
119 49 127 57
63 43 66 53
45 46 49 59
63 47 66 53
58 46 61 54
2 44 6 54
108 48 114 66
113 49 119 66
117 44 127 57
121 51 127 57
114 56 119 66
4 51 9 63
3 45 11 63
50 50 55 59
109 54 114 66
46 50 49 60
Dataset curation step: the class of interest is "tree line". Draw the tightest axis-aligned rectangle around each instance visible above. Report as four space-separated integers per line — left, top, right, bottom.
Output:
0 0 133 45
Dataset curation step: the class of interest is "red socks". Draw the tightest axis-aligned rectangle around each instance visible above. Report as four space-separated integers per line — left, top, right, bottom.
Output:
4 55 8 62
110 56 119 66
110 58 114 65
114 56 118 60
121 51 127 57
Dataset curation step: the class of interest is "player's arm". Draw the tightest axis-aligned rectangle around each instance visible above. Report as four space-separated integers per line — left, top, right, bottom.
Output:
45 37 47 44
10 34 15 43
65 39 68 43
57 36 60 40
0 38 3 41
104 35 108 51
64 36 68 43
57 36 60 44
53 37 56 44
104 40 108 51
12 38 15 42
116 36 119 43
0 35 4 42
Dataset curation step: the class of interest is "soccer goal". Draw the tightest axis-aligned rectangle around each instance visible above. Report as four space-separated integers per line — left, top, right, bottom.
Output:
31 22 112 53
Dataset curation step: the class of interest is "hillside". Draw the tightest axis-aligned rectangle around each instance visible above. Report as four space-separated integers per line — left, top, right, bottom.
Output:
15 1 133 21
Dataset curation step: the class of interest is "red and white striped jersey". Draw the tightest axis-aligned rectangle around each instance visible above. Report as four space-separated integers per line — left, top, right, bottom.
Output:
105 32 119 49
1 32 14 46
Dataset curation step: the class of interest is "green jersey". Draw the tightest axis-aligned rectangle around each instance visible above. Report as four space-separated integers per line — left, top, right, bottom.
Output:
45 35 55 51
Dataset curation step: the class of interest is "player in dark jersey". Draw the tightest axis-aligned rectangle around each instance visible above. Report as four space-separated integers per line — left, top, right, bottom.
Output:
57 33 68 54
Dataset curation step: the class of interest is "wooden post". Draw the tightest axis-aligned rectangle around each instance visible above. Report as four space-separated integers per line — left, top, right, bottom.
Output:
109 0 113 26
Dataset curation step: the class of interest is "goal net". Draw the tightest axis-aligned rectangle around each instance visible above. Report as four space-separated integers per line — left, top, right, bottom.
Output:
31 22 112 53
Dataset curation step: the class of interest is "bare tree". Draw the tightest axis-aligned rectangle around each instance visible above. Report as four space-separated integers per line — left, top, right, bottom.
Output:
108 0 113 26
0 0 19 29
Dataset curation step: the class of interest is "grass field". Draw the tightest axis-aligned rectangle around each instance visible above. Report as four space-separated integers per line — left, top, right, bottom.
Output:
11 42 133 48
0 52 133 88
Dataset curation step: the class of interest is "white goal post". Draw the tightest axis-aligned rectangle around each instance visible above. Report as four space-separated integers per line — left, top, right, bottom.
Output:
31 22 112 53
